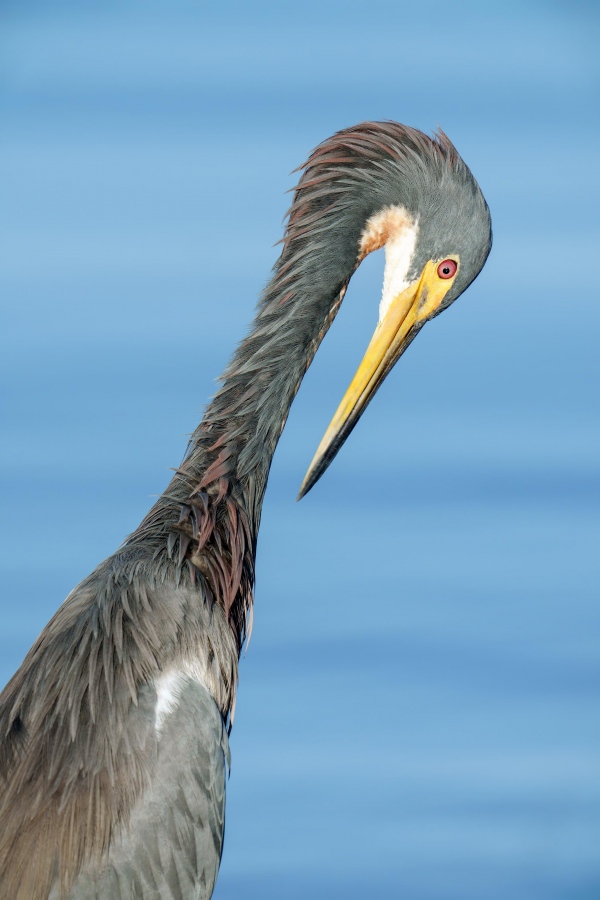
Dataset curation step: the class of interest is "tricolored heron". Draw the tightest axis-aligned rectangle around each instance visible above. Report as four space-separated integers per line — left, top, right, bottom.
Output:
0 121 491 899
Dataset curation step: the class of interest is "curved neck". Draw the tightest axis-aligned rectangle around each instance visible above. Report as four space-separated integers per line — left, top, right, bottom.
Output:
175 255 353 529
125 124 423 647
123 244 355 653
127 194 360 624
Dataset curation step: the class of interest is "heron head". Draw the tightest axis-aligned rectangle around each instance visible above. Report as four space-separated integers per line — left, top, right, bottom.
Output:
297 126 492 498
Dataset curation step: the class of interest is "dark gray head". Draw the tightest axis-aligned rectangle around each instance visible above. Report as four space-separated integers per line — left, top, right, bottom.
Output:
394 132 493 315
286 122 492 496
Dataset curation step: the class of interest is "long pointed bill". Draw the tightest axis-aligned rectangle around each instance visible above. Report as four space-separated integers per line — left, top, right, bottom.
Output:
297 259 456 499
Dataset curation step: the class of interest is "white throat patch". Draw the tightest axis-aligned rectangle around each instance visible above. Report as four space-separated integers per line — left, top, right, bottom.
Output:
379 219 419 323
358 205 419 324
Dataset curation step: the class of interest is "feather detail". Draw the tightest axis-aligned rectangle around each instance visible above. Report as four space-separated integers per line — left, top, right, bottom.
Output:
178 534 191 567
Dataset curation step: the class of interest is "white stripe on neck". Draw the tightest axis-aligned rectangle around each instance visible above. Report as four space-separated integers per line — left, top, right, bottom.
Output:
379 218 419 323
357 205 419 325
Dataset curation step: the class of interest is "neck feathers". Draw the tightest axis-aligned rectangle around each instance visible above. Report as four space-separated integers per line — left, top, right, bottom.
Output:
131 122 458 649
127 234 352 652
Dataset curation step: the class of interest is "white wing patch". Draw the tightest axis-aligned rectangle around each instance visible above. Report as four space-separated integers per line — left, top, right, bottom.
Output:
154 658 221 735
154 670 187 735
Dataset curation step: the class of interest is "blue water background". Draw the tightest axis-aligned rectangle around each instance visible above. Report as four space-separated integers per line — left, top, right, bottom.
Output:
1 2 599 897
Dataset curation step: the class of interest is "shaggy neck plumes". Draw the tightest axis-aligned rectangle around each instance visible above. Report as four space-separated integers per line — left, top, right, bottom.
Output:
185 256 353 519
128 219 355 651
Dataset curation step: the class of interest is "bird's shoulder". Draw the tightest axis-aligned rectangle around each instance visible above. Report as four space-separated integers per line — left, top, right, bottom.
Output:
0 552 236 899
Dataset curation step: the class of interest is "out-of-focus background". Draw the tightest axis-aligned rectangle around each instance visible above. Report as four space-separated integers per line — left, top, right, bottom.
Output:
1 1 599 897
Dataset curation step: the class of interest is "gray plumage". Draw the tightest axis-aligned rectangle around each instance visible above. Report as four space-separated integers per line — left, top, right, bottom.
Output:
0 121 492 899
50 679 229 900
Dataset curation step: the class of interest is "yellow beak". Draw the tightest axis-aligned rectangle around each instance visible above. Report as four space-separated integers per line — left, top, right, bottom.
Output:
297 258 457 499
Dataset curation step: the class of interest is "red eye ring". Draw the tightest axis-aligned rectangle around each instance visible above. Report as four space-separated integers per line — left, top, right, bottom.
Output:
437 259 457 280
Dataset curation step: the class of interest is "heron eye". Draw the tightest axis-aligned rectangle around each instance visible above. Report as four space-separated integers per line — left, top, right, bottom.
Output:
437 259 457 279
